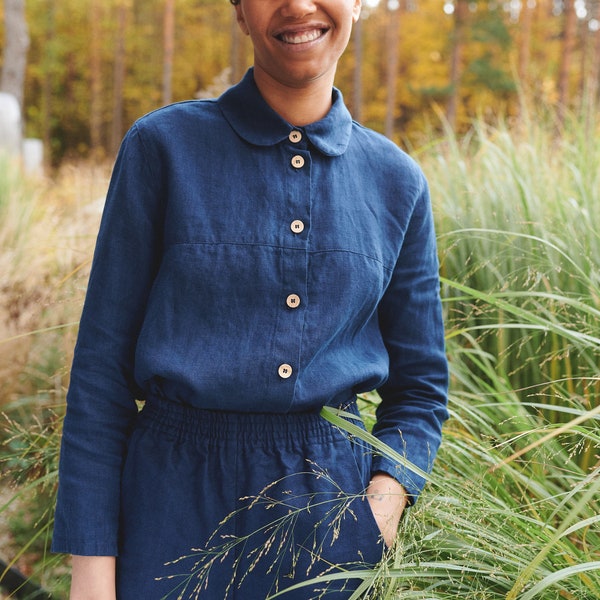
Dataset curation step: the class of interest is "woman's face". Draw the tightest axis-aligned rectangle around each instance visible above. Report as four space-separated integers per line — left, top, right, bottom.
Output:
235 0 361 91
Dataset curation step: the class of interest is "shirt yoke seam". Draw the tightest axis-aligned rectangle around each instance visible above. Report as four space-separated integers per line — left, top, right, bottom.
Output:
167 241 395 272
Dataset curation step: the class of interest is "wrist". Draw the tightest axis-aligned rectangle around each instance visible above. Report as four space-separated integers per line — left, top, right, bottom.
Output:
368 472 407 499
70 555 116 600
366 473 408 547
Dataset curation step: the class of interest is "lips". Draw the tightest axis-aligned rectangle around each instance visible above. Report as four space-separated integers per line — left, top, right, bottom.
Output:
277 28 327 44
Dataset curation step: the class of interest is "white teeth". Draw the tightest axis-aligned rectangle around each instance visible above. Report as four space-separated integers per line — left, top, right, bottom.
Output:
280 29 322 44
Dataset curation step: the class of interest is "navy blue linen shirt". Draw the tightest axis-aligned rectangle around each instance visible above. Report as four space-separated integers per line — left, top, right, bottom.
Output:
52 69 449 556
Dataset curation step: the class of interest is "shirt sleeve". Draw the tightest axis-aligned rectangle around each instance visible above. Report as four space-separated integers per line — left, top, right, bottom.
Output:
372 171 449 503
52 124 165 555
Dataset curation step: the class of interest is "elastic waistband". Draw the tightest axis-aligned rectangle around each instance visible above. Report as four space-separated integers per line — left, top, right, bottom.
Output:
136 397 359 446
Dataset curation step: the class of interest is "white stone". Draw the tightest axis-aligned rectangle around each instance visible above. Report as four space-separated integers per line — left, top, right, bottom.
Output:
0 92 22 157
22 138 44 175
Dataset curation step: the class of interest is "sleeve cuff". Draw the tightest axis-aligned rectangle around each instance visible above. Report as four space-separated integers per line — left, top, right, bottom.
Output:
51 535 118 557
370 454 427 505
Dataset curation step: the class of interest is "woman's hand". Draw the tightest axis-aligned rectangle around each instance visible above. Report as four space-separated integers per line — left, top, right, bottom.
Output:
70 555 116 600
366 472 408 548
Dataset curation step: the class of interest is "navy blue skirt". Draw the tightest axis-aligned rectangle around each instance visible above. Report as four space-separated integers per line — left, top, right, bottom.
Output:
117 399 385 599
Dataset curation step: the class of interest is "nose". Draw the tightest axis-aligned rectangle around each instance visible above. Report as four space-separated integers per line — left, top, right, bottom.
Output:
279 0 317 18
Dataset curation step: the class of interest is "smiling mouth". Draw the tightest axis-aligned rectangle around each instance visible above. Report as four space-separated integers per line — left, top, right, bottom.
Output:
278 28 327 45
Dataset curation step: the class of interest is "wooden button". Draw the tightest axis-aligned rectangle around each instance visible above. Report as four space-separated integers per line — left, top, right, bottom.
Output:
278 364 293 379
289 130 302 143
290 220 305 234
286 294 301 308
291 155 305 169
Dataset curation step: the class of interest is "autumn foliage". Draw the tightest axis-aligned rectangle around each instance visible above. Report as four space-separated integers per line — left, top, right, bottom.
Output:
1 0 599 164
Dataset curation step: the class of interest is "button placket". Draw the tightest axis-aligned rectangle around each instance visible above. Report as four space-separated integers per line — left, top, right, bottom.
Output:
289 132 308 171
275 135 310 387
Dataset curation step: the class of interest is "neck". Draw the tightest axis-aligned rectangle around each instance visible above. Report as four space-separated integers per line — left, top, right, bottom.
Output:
253 68 335 126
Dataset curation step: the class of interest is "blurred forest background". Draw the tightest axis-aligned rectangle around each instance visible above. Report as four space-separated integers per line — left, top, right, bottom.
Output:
2 0 600 163
1 0 600 598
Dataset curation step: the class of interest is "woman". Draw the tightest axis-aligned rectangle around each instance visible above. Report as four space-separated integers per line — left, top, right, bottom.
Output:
52 0 449 596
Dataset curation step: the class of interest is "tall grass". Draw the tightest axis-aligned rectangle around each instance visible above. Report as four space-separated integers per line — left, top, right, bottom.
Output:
319 376 600 598
0 157 106 406
366 105 600 597
0 158 107 597
427 108 600 414
1 105 599 598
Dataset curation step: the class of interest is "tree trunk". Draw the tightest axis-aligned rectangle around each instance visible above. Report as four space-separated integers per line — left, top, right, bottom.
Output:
1 0 30 109
41 0 56 164
352 15 363 122
230 7 240 84
384 0 401 139
517 0 533 88
230 6 249 84
111 0 129 155
557 0 577 124
579 9 600 130
89 0 103 158
162 0 176 106
447 0 468 130
591 7 600 106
